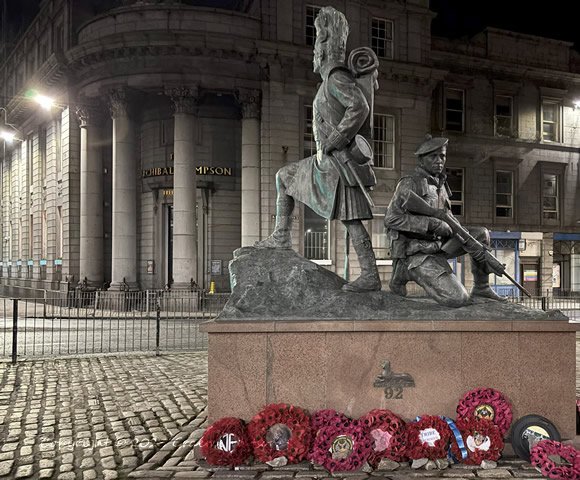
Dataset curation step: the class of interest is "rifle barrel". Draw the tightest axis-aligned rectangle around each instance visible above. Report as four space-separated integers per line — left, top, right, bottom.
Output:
502 270 532 298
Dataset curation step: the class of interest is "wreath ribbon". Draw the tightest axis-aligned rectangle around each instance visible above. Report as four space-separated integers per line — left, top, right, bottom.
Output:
441 416 467 461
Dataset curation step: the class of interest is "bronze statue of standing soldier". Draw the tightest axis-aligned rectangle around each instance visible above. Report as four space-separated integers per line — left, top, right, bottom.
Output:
256 6 381 292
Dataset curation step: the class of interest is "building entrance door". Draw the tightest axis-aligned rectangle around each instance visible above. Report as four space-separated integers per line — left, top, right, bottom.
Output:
163 190 208 288
520 261 540 297
165 204 173 286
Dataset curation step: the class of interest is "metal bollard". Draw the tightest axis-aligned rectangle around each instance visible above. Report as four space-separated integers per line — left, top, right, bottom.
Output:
11 299 18 364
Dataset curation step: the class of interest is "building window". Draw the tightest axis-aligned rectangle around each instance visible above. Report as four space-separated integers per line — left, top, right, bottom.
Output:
56 206 62 258
41 210 47 258
305 6 321 46
303 104 316 158
27 134 34 194
39 126 47 182
495 170 514 218
446 167 464 216
495 95 513 137
373 114 395 169
445 88 464 132
304 205 329 260
542 173 559 221
371 18 393 59
55 118 62 173
542 100 561 142
370 216 390 260
29 214 33 258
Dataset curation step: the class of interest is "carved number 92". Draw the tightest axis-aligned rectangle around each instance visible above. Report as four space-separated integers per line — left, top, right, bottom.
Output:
384 387 403 399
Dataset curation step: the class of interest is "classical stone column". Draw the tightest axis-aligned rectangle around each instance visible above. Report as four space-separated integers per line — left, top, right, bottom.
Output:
76 106 104 288
108 88 138 290
238 89 261 247
167 87 198 288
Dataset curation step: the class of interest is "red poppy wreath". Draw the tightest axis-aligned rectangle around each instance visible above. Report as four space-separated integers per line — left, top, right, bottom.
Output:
247 403 311 463
200 417 252 466
406 415 451 460
310 409 349 433
456 388 513 435
449 417 504 465
310 418 372 472
530 440 579 480
358 409 407 465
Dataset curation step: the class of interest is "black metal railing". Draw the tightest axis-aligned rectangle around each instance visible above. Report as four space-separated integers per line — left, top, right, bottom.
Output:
0 291 230 362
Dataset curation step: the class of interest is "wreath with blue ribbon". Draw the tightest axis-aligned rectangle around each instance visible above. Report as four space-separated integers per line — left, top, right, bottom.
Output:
449 417 504 465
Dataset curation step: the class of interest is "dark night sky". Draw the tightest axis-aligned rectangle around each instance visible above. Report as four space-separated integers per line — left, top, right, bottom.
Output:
431 0 580 50
5 1 580 51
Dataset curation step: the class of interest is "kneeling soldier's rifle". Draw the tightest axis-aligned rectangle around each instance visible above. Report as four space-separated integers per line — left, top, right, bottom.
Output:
402 191 531 298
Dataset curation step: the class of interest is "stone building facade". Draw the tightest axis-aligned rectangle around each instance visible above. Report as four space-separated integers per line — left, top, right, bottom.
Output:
0 0 578 297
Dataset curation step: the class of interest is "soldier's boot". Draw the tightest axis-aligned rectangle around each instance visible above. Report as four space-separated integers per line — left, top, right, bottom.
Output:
254 194 294 249
389 259 409 297
342 228 381 293
470 259 508 302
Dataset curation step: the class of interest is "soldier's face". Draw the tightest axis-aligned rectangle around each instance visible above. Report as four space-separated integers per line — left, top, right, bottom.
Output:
420 146 446 176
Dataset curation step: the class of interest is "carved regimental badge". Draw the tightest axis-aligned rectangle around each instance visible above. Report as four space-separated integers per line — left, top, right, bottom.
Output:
373 361 415 399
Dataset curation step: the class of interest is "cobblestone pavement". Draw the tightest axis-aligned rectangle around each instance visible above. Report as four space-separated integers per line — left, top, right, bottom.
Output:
0 338 578 480
0 353 208 479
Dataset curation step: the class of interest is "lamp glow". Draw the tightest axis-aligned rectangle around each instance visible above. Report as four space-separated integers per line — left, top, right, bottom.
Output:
34 94 55 110
573 99 580 110
0 131 15 143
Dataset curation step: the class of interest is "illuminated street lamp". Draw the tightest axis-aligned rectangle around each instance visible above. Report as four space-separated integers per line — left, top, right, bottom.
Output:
0 130 15 144
33 94 55 111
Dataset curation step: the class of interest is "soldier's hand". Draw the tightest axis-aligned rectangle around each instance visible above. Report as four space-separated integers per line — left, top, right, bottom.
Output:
429 218 453 238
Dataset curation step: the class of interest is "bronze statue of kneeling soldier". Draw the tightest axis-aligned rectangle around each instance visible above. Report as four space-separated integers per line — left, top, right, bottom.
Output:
385 135 529 307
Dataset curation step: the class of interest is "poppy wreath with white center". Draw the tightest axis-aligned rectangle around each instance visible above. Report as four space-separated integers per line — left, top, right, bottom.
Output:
247 403 312 463
200 417 252 466
406 415 451 460
449 417 504 465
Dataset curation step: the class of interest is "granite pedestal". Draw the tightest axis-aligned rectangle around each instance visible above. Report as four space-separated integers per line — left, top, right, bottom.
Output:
202 318 579 439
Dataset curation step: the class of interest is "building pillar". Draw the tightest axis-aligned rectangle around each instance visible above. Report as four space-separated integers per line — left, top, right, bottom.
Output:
76 106 104 288
238 89 261 247
167 87 198 288
108 88 138 290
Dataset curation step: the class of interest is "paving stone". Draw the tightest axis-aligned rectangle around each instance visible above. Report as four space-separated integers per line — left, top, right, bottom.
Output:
0 460 14 476
0 443 18 453
101 456 117 470
510 472 544 478
57 474 76 480
38 469 53 479
174 472 211 479
128 472 173 478
103 470 119 480
475 469 513 478
83 470 98 480
17 456 34 466
122 456 139 468
14 465 34 478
